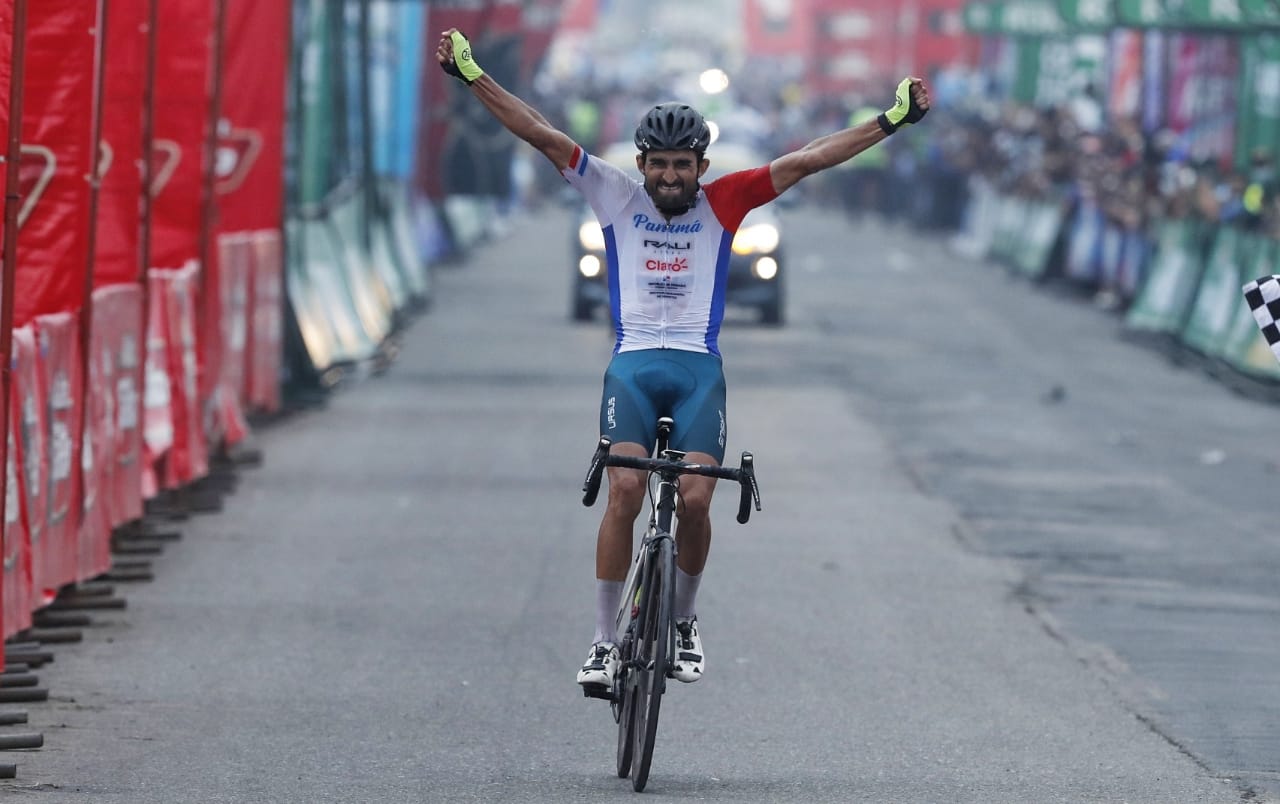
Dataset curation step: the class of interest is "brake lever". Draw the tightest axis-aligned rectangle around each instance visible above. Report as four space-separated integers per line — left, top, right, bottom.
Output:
582 436 612 507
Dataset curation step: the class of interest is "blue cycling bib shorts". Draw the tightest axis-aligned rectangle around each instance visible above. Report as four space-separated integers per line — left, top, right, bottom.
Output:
599 348 727 463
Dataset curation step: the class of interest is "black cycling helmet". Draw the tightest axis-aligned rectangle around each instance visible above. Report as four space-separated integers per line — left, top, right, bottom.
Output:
634 102 711 155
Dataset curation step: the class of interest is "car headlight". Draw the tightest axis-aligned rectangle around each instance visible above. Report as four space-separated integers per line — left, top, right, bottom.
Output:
731 223 780 255
578 221 606 251
579 255 603 278
752 256 779 280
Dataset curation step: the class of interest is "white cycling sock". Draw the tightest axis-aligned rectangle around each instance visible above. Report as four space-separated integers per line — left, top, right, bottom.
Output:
594 579 624 645
674 567 702 620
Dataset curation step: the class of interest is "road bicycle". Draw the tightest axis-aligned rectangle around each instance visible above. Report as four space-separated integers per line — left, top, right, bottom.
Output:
581 416 761 792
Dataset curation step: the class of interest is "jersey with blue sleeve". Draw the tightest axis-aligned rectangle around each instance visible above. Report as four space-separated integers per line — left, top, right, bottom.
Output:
561 145 778 356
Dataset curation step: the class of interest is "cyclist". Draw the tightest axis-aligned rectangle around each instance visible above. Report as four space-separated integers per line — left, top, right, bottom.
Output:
436 29 929 692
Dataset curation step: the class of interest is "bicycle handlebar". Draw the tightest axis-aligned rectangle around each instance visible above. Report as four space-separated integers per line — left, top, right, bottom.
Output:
581 436 762 524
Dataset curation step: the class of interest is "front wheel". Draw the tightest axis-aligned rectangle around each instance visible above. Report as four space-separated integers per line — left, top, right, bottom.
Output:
630 538 673 792
615 634 635 778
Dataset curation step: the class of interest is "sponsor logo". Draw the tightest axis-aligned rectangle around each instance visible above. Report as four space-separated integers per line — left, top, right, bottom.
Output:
646 257 688 272
718 409 726 448
632 213 703 234
215 118 264 194
606 396 616 430
150 139 182 197
644 239 691 250
18 145 56 228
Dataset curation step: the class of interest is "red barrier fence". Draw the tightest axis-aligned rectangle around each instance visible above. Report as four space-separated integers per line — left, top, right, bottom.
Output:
0 0 293 641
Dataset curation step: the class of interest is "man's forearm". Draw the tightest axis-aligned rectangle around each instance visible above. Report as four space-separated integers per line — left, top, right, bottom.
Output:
801 121 888 171
468 75 558 152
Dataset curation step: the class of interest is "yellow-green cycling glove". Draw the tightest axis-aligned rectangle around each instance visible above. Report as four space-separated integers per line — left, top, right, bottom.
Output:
442 31 484 85
877 78 927 135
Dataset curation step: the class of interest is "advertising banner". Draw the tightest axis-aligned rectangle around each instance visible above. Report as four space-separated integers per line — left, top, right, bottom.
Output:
1237 34 1280 167
372 0 421 179
97 284 144 526
13 1 98 327
78 305 114 583
151 0 212 272
5 380 31 639
1182 227 1243 357
247 232 283 413
294 0 341 209
218 0 286 234
95 0 148 288
216 0 289 439
1167 34 1237 165
34 312 84 597
215 234 250 444
142 270 174 500
12 328 49 606
162 264 208 489
1108 29 1143 123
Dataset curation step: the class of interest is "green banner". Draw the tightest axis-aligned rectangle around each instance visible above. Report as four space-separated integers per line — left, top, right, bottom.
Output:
1181 227 1244 357
1015 200 1068 278
964 2 998 32
1237 34 1280 165
1115 0 1175 26
1057 0 1116 28
1244 0 1280 24
1125 219 1204 335
294 0 341 209
964 0 1069 34
1221 234 1280 379
1011 35 1107 106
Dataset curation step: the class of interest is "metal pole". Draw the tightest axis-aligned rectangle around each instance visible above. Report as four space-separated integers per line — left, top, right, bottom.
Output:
0 0 32 553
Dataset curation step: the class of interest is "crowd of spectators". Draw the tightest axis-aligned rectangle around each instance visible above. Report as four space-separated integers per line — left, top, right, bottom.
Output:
899 100 1280 247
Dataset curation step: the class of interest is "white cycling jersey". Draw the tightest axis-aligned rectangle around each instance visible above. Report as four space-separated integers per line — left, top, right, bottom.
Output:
562 145 778 356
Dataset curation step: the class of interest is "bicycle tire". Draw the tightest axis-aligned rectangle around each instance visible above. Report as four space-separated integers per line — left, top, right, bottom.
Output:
615 631 635 778
630 536 674 792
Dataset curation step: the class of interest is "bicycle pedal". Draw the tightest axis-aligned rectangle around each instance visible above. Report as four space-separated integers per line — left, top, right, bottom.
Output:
581 684 614 702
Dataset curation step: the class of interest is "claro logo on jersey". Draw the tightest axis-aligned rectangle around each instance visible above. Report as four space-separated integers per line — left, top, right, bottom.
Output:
646 257 688 272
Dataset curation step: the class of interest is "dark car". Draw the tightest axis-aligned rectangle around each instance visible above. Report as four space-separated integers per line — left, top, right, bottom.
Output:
570 140 785 326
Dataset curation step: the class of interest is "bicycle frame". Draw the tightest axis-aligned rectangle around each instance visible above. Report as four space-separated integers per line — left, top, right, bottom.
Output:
613 447 682 698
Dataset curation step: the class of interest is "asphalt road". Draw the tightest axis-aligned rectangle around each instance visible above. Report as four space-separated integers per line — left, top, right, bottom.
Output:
4 201 1274 803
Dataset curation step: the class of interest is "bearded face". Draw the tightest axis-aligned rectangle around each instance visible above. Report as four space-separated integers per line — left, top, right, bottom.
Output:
638 149 708 215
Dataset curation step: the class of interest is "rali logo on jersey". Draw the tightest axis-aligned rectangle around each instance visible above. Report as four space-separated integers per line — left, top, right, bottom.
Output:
646 257 688 272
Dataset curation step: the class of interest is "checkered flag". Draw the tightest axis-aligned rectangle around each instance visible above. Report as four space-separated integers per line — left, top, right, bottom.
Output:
1243 275 1280 364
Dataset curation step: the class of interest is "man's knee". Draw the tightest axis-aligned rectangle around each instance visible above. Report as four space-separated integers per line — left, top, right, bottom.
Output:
606 471 646 519
678 485 714 521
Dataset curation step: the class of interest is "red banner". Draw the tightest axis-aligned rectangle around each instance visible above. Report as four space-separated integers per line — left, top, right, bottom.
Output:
5 339 32 639
95 0 149 288
13 1 98 326
142 271 174 499
217 0 286 234
100 284 145 526
33 313 83 598
162 264 207 489
247 232 282 413
78 306 114 583
12 328 49 607
744 0 814 57
151 0 212 272
212 0 288 441
214 234 250 444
